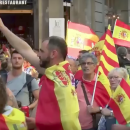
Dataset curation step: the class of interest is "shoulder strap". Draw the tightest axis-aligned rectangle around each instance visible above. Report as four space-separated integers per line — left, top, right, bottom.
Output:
15 74 34 97
81 82 90 105
26 74 34 104
26 74 34 92
81 82 97 128
0 73 8 84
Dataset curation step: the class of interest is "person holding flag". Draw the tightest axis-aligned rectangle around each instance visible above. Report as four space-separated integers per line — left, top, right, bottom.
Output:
98 67 130 130
76 53 111 130
0 18 81 130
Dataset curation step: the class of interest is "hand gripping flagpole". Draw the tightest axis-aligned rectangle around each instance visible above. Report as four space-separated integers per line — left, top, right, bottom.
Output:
91 70 99 106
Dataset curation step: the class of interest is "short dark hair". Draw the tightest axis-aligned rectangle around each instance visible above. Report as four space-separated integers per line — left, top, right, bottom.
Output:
1 61 7 70
79 50 90 54
11 50 23 58
117 47 127 57
0 77 7 114
48 36 67 60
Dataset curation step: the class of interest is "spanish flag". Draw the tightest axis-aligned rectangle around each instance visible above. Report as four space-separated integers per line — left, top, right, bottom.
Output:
109 79 130 125
113 19 130 47
66 21 99 58
0 106 27 130
82 73 111 107
98 25 119 76
36 61 81 130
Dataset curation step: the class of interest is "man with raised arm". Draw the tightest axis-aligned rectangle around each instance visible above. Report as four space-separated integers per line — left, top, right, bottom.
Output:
0 19 44 74
0 19 81 130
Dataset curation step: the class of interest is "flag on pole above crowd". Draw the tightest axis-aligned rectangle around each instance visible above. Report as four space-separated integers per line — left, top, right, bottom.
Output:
66 21 99 58
97 25 119 76
109 79 130 125
113 20 130 48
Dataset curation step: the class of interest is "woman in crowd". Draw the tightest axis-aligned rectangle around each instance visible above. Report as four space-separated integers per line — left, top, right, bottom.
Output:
98 67 130 130
0 77 27 130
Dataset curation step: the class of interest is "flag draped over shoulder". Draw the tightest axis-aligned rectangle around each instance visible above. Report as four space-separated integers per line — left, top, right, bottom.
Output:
0 106 27 130
36 61 81 130
83 73 111 107
98 25 119 76
66 21 99 58
109 79 130 125
113 20 130 47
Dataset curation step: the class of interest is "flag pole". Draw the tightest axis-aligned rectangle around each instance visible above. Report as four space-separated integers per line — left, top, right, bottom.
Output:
91 70 99 105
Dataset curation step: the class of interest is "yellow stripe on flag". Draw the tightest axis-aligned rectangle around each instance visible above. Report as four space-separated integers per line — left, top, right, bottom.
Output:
103 45 119 63
105 34 115 47
45 61 81 130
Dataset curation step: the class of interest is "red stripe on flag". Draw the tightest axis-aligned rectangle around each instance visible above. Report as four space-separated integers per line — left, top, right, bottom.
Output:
68 22 97 35
102 51 119 67
106 30 112 37
105 41 117 55
36 76 64 130
0 115 9 130
120 79 130 99
113 38 130 48
109 99 127 125
99 61 109 75
115 20 130 30
75 70 83 80
99 33 106 41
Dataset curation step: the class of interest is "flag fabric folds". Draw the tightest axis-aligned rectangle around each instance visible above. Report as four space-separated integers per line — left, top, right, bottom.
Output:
0 106 27 130
109 79 130 125
113 19 130 47
66 21 99 58
98 25 119 76
36 61 81 130
82 73 111 107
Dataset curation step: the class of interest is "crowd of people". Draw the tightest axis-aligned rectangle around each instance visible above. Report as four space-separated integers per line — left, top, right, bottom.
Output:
0 17 130 130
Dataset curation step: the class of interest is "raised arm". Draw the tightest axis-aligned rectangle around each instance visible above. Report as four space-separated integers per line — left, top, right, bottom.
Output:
0 18 44 74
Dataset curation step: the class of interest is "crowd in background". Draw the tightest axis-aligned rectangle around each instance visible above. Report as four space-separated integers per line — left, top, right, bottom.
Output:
0 18 130 130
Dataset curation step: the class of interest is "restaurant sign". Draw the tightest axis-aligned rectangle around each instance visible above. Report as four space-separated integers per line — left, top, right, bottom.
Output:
0 0 27 5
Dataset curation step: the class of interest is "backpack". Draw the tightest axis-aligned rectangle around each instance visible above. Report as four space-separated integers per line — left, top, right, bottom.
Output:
0 73 34 104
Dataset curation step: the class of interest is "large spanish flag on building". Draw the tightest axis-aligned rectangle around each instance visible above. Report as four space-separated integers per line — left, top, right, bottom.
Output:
66 21 99 58
109 79 130 125
98 25 119 76
0 106 27 130
36 61 81 130
113 19 130 47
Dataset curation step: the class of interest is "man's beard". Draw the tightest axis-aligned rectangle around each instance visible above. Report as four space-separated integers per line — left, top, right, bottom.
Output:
40 56 51 68
12 66 22 70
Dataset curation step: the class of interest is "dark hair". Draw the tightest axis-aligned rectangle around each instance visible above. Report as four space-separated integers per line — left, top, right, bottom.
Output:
0 77 7 114
117 47 127 57
11 50 23 58
1 61 8 70
48 36 67 60
79 50 90 54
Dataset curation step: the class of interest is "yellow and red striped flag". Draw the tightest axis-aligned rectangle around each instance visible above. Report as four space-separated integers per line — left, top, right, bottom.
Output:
98 25 119 76
66 21 99 58
109 79 130 124
0 106 27 130
113 19 130 47
36 61 81 130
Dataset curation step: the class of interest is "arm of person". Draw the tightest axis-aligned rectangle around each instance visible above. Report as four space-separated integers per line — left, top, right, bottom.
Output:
112 124 130 130
6 88 18 108
0 18 44 74
101 107 114 117
87 105 101 114
28 79 39 109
